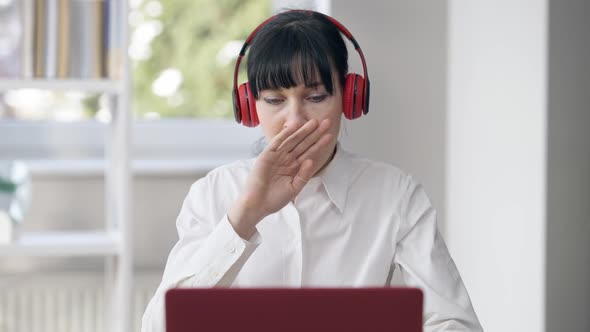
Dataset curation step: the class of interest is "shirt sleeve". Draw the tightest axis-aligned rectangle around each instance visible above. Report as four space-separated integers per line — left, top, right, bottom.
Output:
141 176 262 332
393 175 483 331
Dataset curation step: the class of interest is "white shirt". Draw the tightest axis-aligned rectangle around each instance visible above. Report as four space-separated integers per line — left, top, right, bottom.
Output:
141 143 483 332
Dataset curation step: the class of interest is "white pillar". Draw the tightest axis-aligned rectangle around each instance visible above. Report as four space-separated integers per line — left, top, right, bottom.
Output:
446 1 548 331
545 1 590 331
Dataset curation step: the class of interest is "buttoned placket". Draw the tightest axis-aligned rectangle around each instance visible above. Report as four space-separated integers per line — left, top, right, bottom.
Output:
282 202 303 286
289 177 323 286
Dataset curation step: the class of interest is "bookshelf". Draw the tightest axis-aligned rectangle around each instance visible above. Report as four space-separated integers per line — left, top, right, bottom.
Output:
0 79 124 93
0 231 121 257
0 1 133 332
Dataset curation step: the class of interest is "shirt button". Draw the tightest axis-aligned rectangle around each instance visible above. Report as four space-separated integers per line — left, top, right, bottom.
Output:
229 247 236 254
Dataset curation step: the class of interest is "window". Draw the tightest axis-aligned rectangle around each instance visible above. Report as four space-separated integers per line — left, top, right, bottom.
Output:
0 0 330 166
130 0 270 120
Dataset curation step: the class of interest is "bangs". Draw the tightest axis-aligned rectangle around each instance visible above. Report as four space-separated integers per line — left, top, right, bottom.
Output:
247 25 341 99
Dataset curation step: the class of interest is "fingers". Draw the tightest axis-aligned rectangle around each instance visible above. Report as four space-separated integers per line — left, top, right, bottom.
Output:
296 132 333 164
267 118 333 167
289 119 330 158
275 119 319 153
267 125 300 152
291 159 314 193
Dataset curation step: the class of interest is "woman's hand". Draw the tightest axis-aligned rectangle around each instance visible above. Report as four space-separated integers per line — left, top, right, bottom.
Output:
228 118 333 238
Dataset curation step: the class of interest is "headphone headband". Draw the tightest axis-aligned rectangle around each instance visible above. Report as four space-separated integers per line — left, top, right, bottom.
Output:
232 10 370 105
233 10 371 125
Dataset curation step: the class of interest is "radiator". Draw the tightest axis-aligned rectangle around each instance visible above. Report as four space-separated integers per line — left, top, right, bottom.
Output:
0 272 159 332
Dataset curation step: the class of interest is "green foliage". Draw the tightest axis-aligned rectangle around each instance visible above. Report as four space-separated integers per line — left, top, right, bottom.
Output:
133 0 270 119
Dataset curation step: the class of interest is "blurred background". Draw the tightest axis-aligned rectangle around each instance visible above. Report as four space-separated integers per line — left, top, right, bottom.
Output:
0 0 588 331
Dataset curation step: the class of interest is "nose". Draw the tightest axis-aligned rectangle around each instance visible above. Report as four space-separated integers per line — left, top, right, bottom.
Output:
283 100 307 129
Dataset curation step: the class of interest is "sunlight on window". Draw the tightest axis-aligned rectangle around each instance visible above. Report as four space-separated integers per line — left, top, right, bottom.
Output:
2 89 104 122
129 19 162 61
216 40 244 66
131 0 271 119
4 89 55 120
145 1 163 17
152 68 182 97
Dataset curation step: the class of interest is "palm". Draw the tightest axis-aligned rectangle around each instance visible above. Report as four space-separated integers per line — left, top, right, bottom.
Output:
250 150 303 211
239 119 333 218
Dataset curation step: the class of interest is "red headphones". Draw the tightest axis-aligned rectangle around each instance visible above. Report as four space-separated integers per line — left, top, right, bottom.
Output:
232 10 371 127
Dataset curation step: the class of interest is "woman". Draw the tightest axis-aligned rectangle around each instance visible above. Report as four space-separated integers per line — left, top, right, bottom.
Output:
142 10 482 332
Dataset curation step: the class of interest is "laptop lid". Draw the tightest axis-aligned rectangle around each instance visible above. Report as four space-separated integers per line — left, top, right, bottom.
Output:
165 287 423 332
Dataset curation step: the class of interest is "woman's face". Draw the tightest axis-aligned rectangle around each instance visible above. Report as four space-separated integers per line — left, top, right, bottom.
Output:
256 77 343 174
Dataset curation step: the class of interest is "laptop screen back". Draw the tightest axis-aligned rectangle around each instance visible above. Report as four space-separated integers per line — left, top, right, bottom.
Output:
165 287 423 332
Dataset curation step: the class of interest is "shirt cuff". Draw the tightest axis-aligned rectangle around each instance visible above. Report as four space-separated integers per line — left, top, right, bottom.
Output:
185 215 261 287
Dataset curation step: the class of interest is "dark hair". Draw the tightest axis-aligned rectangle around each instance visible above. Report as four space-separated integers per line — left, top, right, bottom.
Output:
246 10 349 99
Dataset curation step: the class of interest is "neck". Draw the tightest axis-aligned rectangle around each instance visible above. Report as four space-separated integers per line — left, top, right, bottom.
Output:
313 143 337 177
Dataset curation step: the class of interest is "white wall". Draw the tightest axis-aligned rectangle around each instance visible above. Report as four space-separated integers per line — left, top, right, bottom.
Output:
332 0 448 233
546 0 590 330
447 1 547 331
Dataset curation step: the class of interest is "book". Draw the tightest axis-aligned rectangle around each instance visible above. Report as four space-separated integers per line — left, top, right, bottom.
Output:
105 0 122 79
0 0 24 78
3 0 113 79
57 0 70 78
69 0 106 78
34 0 46 77
22 0 35 78
44 0 59 78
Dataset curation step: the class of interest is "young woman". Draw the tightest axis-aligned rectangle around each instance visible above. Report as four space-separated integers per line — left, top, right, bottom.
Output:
142 10 482 332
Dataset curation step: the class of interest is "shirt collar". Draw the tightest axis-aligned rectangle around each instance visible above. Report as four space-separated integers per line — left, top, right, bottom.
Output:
317 141 351 214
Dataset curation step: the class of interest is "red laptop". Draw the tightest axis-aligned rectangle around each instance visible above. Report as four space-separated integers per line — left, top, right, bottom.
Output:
165 287 423 332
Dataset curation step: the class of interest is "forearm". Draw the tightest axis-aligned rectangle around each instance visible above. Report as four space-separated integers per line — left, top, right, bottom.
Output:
142 216 262 332
227 196 266 240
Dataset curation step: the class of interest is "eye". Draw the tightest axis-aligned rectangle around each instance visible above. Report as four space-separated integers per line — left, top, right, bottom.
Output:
263 97 284 105
308 94 328 103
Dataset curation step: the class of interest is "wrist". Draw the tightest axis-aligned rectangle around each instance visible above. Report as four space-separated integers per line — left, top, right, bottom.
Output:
227 197 265 239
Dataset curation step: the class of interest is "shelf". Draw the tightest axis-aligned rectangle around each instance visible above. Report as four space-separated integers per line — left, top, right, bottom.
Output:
0 79 123 93
0 230 121 257
25 158 237 177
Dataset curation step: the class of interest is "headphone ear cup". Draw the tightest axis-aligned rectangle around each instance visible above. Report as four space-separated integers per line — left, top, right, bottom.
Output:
354 75 365 118
238 82 259 127
363 79 370 115
232 87 242 124
342 74 356 120
342 73 365 120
